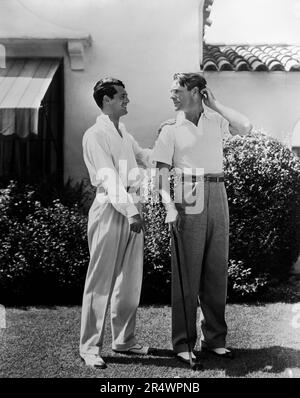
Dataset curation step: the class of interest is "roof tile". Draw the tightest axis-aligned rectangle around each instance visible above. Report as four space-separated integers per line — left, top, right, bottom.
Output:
202 44 300 71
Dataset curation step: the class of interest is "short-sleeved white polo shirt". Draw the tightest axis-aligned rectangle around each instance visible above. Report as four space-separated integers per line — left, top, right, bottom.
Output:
152 109 230 175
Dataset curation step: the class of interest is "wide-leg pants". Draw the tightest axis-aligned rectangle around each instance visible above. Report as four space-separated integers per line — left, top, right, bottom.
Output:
79 198 143 356
171 180 229 354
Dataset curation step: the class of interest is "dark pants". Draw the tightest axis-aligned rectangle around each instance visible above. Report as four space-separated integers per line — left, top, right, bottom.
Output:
171 181 229 354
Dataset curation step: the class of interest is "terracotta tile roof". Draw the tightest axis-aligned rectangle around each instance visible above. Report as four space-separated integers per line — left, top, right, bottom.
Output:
202 44 300 72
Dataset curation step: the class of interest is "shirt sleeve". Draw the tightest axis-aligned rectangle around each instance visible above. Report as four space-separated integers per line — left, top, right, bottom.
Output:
83 133 139 218
152 125 175 167
128 134 154 168
219 115 231 138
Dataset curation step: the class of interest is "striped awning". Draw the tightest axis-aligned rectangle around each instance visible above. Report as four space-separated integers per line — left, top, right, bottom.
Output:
0 58 60 137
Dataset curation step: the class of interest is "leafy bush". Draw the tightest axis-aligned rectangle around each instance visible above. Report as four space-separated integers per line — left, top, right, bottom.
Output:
227 260 269 302
0 177 94 216
142 195 171 304
0 183 89 304
29 176 94 214
224 132 300 278
262 276 300 303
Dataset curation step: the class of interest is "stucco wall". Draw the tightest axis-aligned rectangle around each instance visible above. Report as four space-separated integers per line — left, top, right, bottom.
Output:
204 72 300 144
16 0 202 181
205 0 300 45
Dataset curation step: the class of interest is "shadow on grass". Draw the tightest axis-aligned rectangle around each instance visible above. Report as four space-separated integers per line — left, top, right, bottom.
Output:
105 348 196 371
105 346 300 376
203 346 300 377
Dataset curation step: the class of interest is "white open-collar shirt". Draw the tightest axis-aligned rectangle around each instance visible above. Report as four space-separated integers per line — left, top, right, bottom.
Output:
83 113 152 218
152 109 230 175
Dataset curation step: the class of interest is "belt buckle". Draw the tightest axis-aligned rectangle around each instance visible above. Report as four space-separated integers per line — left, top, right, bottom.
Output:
195 176 204 183
191 176 204 183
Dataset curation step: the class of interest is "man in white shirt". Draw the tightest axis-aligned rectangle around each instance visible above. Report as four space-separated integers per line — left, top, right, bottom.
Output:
152 72 252 365
80 77 152 368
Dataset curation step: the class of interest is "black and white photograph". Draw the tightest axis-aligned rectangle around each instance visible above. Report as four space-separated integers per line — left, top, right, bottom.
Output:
0 0 299 387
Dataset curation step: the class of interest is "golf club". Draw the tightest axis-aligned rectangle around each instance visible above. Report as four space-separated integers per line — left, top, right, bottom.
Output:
171 224 203 371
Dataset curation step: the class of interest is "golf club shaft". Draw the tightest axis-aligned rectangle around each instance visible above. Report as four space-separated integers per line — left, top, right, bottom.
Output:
171 224 194 367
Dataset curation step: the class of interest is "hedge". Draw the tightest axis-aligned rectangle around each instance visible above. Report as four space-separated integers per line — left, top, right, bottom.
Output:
1 131 300 304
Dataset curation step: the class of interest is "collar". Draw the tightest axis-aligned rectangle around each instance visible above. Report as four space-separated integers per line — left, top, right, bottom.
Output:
175 107 213 127
96 112 113 128
96 112 126 135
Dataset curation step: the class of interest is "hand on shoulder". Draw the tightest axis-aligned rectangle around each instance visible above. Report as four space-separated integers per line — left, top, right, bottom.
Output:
157 118 176 136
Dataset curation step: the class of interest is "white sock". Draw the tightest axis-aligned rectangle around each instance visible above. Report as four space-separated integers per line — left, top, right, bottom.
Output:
211 348 230 355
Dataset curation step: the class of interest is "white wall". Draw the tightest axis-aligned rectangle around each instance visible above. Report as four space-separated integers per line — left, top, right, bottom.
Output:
17 0 202 181
202 0 300 145
205 0 300 45
204 72 300 144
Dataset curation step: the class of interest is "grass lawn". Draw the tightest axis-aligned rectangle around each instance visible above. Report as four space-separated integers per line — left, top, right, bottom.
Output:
0 302 299 379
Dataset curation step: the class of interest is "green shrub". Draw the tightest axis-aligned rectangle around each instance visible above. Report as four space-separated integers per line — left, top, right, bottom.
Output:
0 183 89 304
227 260 269 302
0 177 94 216
29 176 94 214
262 276 300 303
224 132 300 278
142 196 171 304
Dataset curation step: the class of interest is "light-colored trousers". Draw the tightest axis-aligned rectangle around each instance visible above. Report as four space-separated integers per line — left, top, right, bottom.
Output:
171 180 229 354
79 198 143 356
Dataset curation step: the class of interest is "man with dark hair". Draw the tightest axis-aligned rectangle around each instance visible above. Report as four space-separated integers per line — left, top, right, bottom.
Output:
92 77 125 108
152 72 252 365
80 77 152 369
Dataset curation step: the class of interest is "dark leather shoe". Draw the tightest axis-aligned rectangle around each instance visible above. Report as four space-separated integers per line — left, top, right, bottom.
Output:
202 346 234 359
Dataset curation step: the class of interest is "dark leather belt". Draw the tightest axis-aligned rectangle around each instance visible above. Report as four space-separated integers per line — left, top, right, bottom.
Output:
204 176 224 183
189 175 224 183
98 186 137 193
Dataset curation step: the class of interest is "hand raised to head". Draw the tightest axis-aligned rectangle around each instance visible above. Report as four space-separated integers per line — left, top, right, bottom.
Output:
200 87 217 111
